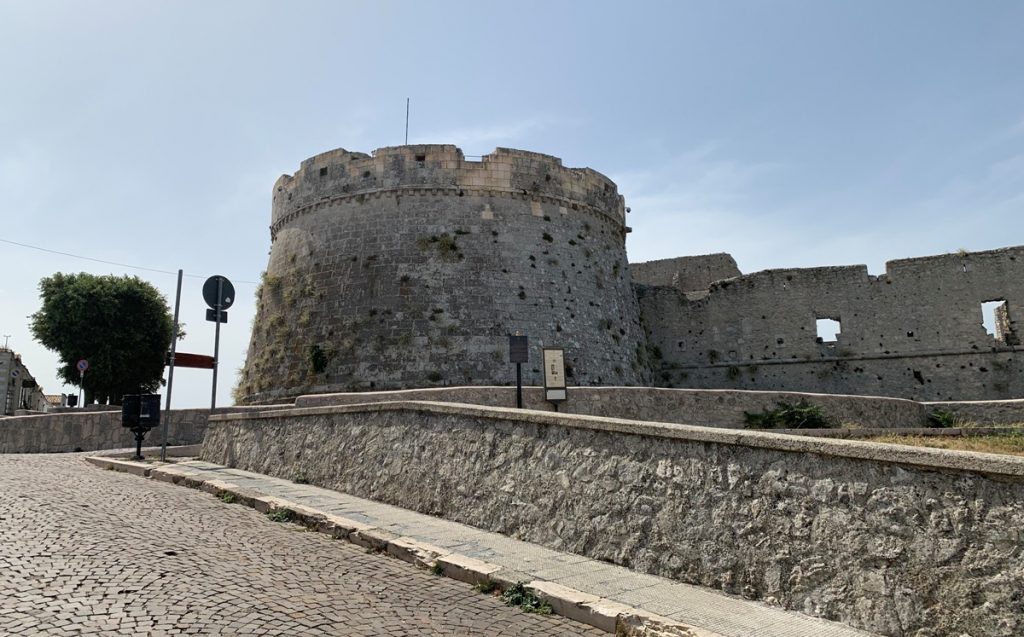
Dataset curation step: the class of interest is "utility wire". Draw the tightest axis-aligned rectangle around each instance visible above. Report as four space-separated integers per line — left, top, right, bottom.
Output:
0 237 258 285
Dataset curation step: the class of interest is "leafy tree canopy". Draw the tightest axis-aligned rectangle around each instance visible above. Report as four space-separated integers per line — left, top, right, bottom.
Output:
30 273 173 405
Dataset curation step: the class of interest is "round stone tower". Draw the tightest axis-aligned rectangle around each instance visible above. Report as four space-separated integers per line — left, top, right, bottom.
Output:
235 145 651 403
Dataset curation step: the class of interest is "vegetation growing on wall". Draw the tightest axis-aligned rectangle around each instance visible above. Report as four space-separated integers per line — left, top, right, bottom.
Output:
744 400 833 429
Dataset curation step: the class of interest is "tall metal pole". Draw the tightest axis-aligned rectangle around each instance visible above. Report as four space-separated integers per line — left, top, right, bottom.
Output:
210 277 223 410
516 363 522 408
78 370 84 408
405 98 409 144
161 269 182 462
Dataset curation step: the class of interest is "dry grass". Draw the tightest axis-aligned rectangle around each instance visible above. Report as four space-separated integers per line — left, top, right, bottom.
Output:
868 431 1024 457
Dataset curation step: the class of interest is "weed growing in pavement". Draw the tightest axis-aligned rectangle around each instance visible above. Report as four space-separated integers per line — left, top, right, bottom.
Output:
293 474 310 485
266 508 295 523
475 579 498 594
501 582 552 615
218 491 237 504
430 563 444 576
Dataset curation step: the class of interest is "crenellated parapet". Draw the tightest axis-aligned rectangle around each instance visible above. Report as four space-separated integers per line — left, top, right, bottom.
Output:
237 144 649 404
269 145 626 240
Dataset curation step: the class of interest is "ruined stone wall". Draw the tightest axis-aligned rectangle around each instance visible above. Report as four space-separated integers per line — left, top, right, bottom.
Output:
640 246 1024 400
630 253 740 293
236 145 649 404
202 401 1024 636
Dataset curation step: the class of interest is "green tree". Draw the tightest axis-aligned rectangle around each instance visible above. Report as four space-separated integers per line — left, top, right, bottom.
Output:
30 273 173 405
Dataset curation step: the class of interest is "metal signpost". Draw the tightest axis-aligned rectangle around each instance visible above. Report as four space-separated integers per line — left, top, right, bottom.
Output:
161 269 183 462
509 333 528 408
203 275 234 410
76 359 88 408
122 394 162 460
542 347 568 411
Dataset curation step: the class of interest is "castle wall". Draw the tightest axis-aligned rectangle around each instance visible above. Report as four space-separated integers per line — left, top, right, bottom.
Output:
237 145 649 403
202 401 1024 636
630 253 741 293
292 385 928 429
640 246 1024 400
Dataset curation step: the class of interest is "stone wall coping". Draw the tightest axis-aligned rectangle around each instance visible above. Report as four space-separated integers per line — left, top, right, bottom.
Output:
208 399 1024 479
926 398 1024 407
291 384 921 406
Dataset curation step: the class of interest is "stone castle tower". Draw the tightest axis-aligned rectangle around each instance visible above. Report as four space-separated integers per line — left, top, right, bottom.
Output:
235 145 650 404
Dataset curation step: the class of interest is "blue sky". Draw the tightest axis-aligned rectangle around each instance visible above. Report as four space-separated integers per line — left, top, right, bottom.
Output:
1 1 1022 407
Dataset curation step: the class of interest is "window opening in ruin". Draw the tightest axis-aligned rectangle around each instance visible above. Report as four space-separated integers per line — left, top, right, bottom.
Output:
816 318 841 343
415 154 426 162
319 167 328 177
981 300 1008 341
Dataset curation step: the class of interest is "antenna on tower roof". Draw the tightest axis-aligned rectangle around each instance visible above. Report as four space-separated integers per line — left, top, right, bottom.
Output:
405 98 410 145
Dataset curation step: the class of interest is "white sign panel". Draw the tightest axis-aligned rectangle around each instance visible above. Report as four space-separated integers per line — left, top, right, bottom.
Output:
543 348 567 402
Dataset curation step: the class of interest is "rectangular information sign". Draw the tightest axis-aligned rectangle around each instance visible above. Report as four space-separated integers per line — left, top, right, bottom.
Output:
543 347 567 402
509 335 529 363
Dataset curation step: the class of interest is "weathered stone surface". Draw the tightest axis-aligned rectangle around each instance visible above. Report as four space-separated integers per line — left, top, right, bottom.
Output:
0 405 290 454
639 246 1024 401
237 145 649 403
925 398 1024 424
201 402 1024 637
0 453 603 636
293 385 929 429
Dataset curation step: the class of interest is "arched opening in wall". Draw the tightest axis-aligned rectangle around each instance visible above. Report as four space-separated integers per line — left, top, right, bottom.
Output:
816 318 841 343
981 299 1012 343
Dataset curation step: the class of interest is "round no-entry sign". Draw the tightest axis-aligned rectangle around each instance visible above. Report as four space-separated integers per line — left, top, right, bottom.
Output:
76 359 89 372
203 275 235 310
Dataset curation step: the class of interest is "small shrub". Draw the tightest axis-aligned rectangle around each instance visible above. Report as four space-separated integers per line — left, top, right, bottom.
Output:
219 491 237 504
426 371 443 382
926 409 959 428
267 508 295 523
475 579 498 594
744 400 833 430
430 562 444 576
293 474 310 485
501 582 552 615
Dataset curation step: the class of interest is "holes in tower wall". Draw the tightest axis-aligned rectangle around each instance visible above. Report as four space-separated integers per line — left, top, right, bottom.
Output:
816 317 841 343
981 299 1015 344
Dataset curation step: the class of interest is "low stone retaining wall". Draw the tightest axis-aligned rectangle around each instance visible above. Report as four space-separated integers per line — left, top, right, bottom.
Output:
926 398 1024 425
294 386 926 429
202 401 1024 637
0 406 289 454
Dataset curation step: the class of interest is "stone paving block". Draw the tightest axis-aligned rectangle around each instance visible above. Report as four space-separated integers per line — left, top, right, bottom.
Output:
2 454 605 636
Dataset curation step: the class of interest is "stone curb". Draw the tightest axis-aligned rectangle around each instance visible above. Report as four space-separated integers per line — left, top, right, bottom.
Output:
86 455 722 637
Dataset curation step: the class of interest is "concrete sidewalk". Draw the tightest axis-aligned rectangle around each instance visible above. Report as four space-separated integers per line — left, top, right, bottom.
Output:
88 454 877 637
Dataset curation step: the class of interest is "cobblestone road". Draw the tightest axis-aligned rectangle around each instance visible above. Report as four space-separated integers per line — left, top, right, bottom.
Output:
0 454 605 636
